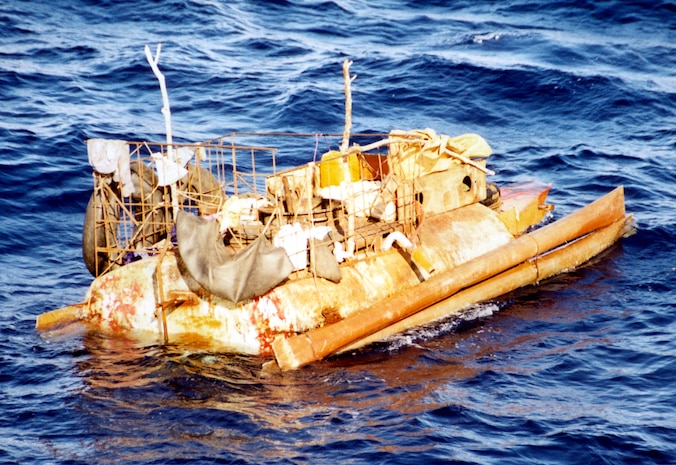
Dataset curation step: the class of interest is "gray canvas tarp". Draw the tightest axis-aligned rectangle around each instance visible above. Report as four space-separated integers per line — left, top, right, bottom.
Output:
176 210 293 303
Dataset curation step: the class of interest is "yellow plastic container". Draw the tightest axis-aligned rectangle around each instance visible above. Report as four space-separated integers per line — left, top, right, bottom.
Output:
319 151 361 188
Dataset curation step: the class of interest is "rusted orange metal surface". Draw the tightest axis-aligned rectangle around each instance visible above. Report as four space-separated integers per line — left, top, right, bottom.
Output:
497 181 554 235
272 187 630 369
50 183 549 355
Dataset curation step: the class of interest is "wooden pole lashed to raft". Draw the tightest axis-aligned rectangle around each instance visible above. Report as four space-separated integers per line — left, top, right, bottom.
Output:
340 59 356 154
272 187 628 370
340 60 357 257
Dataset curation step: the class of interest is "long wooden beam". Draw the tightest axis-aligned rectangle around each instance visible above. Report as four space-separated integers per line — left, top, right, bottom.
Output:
272 187 626 370
35 303 85 332
340 214 634 352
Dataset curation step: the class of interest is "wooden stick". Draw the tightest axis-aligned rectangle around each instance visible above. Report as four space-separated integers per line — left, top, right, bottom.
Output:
344 136 494 175
440 146 495 175
272 186 626 370
145 43 179 219
155 239 171 344
145 44 173 156
340 60 356 154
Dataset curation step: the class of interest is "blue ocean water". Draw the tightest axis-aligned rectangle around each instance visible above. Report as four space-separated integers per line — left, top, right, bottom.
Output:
1 0 675 463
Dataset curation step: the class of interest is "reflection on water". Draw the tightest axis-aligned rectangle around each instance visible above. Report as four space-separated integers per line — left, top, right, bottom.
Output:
68 249 626 462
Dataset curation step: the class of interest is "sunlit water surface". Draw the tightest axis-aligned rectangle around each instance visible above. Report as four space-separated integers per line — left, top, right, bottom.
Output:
1 1 674 464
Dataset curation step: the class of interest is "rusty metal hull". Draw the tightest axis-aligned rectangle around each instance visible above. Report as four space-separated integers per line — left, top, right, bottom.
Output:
37 182 559 356
73 199 533 355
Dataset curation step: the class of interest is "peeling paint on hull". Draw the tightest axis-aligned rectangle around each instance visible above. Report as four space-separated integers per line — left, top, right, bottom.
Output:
79 200 526 355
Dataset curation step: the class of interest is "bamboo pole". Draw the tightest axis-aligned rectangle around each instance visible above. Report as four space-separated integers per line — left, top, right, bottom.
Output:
340 214 634 352
272 186 626 370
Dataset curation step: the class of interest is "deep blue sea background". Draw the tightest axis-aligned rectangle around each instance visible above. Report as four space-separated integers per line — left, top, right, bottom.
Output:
1 1 675 464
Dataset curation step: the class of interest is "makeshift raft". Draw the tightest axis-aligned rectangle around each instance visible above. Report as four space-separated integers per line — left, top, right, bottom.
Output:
36 57 634 370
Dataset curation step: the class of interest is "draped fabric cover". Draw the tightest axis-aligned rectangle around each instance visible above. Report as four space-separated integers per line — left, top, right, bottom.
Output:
176 210 293 303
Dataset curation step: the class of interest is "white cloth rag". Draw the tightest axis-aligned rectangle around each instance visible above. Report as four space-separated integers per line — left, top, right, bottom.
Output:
87 139 133 197
151 147 194 186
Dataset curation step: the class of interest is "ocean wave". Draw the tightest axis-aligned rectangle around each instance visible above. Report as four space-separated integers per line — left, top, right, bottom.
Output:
1 0 675 464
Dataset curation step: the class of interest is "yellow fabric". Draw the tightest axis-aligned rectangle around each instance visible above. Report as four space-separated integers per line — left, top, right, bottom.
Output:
388 129 492 180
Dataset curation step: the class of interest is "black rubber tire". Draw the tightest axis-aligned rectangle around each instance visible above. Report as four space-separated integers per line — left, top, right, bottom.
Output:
82 161 167 277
